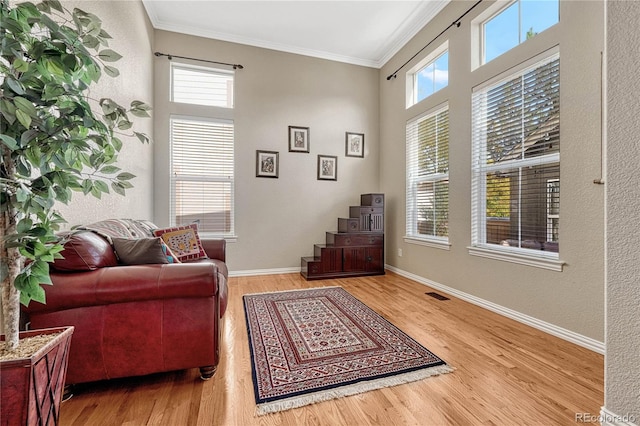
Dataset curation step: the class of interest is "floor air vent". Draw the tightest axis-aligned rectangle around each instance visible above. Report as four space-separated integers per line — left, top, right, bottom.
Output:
425 292 450 301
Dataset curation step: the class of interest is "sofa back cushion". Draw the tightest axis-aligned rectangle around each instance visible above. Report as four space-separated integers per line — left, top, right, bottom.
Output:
52 231 118 272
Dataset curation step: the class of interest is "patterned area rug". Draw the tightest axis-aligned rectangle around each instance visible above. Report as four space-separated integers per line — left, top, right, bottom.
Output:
243 286 453 415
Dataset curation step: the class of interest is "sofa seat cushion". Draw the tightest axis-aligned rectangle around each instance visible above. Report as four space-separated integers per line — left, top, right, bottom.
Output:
52 231 118 272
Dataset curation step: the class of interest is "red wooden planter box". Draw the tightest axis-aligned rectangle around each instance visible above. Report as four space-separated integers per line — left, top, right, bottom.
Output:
1 326 74 426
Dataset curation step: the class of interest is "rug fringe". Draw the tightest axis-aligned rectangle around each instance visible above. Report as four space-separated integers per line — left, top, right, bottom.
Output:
244 285 341 297
256 364 454 416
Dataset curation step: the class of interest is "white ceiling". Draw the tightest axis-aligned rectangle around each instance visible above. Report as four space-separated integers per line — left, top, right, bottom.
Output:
141 0 449 68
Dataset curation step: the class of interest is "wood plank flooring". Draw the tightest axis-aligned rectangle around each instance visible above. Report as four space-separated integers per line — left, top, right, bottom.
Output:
58 272 604 425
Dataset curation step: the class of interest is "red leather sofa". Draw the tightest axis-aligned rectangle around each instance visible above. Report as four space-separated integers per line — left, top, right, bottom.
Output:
22 220 228 385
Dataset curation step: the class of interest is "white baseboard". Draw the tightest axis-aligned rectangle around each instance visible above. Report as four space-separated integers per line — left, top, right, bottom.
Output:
229 267 300 277
598 407 638 426
385 264 605 354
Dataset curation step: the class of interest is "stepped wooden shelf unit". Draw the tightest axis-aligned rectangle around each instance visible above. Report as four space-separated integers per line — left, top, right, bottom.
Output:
301 193 385 280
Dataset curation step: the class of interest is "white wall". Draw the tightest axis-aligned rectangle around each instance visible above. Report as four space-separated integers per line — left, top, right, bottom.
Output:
379 1 605 342
605 1 640 422
153 31 380 273
54 0 155 228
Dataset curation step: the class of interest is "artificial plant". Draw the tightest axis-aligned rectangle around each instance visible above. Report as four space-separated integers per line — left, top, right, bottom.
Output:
0 0 150 350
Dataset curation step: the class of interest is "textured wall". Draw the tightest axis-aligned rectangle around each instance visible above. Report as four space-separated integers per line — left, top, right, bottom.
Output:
379 1 605 341
54 0 155 228
153 31 380 272
605 1 640 421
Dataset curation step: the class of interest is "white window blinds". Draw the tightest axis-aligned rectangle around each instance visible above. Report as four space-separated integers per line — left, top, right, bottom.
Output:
406 105 449 241
170 116 234 236
171 63 233 108
471 52 560 256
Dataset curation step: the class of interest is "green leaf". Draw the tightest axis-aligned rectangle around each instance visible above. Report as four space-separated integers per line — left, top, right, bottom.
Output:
111 181 125 196
82 34 100 49
82 179 93 195
13 58 29 72
117 120 132 130
94 180 109 193
17 218 33 234
6 77 25 95
86 62 101 83
99 29 112 39
14 96 37 117
30 260 50 278
17 274 47 306
134 132 150 144
0 134 19 150
99 98 116 115
98 49 123 62
131 109 150 118
46 0 64 13
45 58 65 76
100 165 120 174
112 137 123 151
116 172 136 181
90 185 102 199
0 99 17 124
103 65 120 77
21 129 39 145
15 109 32 128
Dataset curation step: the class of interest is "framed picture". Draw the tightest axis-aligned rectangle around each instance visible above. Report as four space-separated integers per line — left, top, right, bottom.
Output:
317 155 337 181
345 132 365 158
288 126 310 153
256 150 279 178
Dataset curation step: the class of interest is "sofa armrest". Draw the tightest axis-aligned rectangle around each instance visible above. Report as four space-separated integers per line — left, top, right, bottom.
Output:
201 239 226 262
24 263 220 314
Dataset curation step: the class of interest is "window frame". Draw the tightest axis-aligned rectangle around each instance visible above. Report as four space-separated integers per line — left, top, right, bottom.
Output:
169 115 236 240
472 0 560 69
406 42 449 109
166 62 237 241
469 48 564 271
170 62 235 108
405 103 451 250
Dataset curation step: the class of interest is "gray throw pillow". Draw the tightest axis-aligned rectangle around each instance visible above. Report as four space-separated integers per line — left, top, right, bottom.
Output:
112 237 170 265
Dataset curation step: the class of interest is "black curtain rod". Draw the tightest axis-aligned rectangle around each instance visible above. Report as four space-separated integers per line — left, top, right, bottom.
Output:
386 0 483 81
154 52 244 70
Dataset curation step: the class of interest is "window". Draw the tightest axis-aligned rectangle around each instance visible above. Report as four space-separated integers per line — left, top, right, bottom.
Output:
406 105 449 246
471 51 559 259
168 63 235 238
407 43 448 107
170 116 234 236
482 0 559 64
171 63 234 108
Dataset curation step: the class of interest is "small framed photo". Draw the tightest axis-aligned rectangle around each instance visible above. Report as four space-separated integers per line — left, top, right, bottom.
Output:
256 150 279 178
317 155 338 181
345 132 365 158
288 126 310 153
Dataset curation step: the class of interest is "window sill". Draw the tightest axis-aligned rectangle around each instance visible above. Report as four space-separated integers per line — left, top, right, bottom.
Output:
404 236 451 251
467 246 565 271
201 234 238 243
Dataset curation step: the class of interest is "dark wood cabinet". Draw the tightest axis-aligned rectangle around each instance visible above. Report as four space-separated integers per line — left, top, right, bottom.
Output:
301 194 385 280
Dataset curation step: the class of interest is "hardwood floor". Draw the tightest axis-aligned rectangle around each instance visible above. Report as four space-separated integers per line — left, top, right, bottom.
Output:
59 272 604 425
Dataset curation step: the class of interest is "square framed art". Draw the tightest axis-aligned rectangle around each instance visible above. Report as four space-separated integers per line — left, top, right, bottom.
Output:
256 150 279 178
288 126 310 153
317 155 337 181
345 132 365 157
